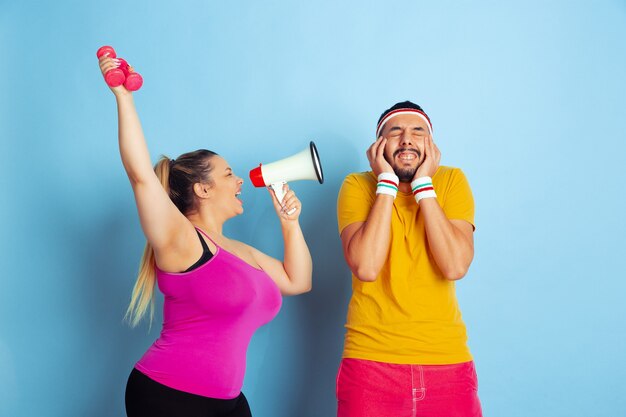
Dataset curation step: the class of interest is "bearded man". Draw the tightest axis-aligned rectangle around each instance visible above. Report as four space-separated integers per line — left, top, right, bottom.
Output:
336 101 482 417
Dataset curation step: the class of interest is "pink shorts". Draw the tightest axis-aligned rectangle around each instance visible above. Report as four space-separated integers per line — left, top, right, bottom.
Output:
336 358 482 417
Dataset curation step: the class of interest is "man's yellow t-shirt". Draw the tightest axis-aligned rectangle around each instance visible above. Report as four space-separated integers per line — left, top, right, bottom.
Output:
337 166 475 365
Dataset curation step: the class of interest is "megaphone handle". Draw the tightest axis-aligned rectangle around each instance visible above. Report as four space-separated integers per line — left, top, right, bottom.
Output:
269 181 296 215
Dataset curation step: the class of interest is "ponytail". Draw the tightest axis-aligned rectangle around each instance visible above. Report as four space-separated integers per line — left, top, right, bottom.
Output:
125 157 171 327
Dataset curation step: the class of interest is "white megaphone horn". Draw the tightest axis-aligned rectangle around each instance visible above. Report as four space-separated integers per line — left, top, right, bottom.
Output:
249 141 324 214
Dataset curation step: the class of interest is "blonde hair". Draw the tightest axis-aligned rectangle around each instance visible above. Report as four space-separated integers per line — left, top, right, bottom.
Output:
125 150 218 327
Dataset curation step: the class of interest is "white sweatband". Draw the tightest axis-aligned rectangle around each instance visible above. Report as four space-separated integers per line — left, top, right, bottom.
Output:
376 172 399 198
411 176 437 203
376 108 433 137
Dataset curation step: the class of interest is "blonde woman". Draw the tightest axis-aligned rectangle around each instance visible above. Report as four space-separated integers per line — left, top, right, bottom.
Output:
98 54 312 417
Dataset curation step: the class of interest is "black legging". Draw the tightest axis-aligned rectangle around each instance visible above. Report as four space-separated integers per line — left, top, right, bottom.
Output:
125 368 252 417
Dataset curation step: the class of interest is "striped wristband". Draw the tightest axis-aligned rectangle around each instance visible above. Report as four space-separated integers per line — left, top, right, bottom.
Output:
411 176 436 203
376 172 399 198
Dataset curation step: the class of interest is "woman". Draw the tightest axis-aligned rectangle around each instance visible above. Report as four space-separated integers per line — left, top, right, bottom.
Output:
98 54 312 417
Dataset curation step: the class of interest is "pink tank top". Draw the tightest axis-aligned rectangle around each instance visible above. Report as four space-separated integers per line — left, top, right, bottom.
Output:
135 229 282 399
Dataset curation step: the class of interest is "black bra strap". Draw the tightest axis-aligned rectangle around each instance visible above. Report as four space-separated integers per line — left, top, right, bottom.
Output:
183 231 214 273
197 230 210 253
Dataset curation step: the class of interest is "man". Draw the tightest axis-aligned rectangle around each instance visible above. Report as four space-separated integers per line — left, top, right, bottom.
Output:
336 101 482 417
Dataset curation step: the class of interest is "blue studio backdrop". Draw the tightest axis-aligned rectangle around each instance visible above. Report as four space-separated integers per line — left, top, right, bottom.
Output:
1 1 625 416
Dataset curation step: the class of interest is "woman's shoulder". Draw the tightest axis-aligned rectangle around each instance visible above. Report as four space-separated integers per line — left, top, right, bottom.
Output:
220 237 260 259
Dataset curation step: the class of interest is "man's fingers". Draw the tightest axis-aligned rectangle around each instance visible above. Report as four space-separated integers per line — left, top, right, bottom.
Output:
432 139 441 159
376 137 387 160
366 142 376 161
367 137 382 161
368 136 385 161
431 138 440 162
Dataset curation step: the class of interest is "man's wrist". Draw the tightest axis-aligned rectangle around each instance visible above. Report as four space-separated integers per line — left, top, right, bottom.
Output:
376 172 399 199
411 176 437 203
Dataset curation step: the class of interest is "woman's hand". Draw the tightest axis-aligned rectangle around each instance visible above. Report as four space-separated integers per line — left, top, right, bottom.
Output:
268 183 301 223
98 54 131 98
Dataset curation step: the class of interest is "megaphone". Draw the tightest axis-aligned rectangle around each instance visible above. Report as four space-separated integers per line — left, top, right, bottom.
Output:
249 141 324 214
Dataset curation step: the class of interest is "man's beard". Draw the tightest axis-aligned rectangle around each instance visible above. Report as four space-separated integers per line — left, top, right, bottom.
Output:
394 166 418 183
390 148 421 183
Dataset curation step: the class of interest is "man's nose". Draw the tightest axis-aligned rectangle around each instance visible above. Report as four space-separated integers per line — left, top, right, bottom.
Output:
400 132 414 147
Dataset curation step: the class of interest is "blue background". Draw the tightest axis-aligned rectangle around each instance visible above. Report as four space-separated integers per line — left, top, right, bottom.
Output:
1 1 625 416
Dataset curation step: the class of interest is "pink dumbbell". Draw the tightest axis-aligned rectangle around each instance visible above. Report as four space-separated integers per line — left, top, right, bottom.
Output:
96 46 143 91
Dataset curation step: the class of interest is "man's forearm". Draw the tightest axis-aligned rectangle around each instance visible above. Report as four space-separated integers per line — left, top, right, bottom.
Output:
344 195 394 281
419 199 474 280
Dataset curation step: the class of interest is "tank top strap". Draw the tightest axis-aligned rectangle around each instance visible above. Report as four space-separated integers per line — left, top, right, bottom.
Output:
195 227 219 248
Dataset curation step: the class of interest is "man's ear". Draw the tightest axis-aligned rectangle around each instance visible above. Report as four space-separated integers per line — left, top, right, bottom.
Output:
193 182 212 199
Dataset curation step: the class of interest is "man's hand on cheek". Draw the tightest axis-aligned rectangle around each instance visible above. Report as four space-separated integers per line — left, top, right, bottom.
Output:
367 136 394 176
414 135 441 179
